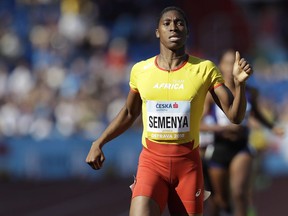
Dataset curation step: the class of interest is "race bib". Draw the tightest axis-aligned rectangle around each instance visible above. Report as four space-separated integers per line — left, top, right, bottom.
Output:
146 100 191 140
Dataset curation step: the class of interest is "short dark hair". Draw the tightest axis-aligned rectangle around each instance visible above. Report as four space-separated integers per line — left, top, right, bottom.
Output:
158 6 189 29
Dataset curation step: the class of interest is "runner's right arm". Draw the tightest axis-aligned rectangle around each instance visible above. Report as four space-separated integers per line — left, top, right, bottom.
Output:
86 90 142 170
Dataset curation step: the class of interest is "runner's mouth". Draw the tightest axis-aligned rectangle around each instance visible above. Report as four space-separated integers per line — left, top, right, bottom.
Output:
169 36 181 42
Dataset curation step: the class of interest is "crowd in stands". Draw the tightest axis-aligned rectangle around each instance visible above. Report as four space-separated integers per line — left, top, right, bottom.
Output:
0 0 287 144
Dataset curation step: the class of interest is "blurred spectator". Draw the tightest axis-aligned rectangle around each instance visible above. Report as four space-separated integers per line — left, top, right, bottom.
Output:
0 0 286 139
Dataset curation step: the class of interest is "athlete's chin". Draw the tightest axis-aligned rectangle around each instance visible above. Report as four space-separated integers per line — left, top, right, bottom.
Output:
167 43 185 50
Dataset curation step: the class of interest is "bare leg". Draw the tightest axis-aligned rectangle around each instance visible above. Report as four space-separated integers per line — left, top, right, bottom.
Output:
230 152 253 216
209 167 230 216
130 196 161 216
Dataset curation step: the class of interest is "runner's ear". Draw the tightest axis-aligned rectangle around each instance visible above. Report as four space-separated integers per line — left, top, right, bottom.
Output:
155 29 160 38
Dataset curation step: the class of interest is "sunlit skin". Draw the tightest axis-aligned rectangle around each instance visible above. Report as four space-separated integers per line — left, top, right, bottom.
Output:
156 10 188 71
86 7 253 216
156 11 188 50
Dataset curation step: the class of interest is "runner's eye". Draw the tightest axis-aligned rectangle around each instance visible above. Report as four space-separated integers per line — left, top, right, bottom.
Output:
177 21 184 26
163 21 170 26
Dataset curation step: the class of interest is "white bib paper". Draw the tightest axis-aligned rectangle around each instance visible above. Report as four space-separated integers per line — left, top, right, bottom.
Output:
146 100 190 140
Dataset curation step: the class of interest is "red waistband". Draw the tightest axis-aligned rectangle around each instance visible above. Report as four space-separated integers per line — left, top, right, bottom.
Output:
144 138 196 156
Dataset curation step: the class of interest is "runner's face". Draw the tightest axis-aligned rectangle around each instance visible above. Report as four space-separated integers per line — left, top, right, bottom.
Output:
156 10 188 50
219 51 235 79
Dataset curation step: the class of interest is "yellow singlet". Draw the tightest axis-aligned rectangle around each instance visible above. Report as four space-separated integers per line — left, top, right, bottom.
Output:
129 55 224 148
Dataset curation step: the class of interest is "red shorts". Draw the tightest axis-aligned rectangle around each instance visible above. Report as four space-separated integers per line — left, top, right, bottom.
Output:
132 139 204 214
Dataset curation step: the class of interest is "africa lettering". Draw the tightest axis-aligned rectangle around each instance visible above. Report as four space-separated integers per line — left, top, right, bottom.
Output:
153 83 184 90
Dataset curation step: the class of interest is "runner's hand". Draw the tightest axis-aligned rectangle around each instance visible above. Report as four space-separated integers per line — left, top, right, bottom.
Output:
233 51 253 83
86 141 105 170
